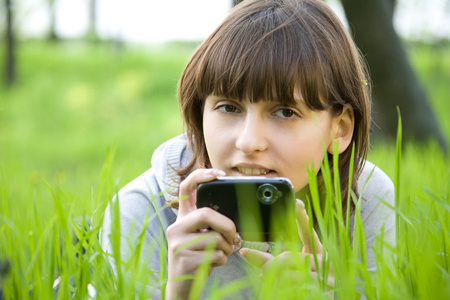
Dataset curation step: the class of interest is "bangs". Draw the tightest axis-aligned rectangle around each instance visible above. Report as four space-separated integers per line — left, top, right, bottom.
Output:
194 2 328 110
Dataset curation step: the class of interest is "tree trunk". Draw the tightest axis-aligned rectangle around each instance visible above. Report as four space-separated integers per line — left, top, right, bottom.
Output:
48 0 58 41
87 0 98 42
385 0 396 21
5 0 15 87
341 0 447 152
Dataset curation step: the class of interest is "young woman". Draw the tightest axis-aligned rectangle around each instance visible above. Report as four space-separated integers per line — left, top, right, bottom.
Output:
101 0 395 298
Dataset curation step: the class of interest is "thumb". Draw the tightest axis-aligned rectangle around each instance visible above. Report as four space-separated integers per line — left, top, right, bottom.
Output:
239 248 274 268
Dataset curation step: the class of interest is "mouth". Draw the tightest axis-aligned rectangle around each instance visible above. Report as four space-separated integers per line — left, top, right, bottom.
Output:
233 167 275 176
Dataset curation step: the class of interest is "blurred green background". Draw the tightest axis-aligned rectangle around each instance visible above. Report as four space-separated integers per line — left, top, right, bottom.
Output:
1 1 450 298
1 42 186 216
1 1 449 220
1 39 449 216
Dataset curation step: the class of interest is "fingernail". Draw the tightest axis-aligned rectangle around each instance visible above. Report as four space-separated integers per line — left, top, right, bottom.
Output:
205 169 226 177
216 169 226 176
234 234 241 246
233 234 242 252
296 199 305 209
238 248 248 256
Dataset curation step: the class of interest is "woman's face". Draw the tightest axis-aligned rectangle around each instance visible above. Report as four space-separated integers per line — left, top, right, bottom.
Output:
203 94 337 193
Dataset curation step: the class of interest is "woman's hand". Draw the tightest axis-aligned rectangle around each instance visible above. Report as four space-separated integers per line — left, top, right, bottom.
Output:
165 169 239 300
239 199 334 293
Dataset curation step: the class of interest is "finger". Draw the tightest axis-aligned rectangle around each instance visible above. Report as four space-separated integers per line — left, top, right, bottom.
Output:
261 251 316 274
209 250 229 267
239 248 274 268
194 249 229 268
170 206 239 251
175 207 238 246
184 231 235 256
310 271 335 288
295 199 322 253
178 168 225 218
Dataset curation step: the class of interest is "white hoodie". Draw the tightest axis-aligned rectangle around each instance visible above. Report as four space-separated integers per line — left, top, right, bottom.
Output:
100 134 395 299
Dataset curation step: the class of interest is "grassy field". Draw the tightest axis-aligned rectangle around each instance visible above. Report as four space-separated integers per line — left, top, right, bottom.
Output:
0 40 449 299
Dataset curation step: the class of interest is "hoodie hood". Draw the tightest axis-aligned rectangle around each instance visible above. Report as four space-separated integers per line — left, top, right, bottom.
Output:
150 134 192 204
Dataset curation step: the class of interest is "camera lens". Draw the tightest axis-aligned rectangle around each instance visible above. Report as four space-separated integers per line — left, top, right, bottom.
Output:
257 184 282 205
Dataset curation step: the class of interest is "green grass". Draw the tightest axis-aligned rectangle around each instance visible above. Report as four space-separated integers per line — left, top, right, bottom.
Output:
1 41 187 217
1 40 449 299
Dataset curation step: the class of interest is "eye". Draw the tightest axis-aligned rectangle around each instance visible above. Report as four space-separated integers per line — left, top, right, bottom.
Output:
218 104 240 113
274 108 298 119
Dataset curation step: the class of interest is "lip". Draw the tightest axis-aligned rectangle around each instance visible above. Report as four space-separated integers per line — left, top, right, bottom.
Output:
231 163 277 176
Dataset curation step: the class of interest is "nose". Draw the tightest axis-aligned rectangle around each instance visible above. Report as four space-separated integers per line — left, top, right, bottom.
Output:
235 114 269 154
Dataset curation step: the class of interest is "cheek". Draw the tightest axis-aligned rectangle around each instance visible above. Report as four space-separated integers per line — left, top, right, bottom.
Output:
203 126 218 157
203 118 234 166
285 142 325 173
203 113 217 164
280 127 329 189
203 111 219 144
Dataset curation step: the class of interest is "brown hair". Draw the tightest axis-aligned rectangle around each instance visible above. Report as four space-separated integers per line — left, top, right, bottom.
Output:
177 0 371 213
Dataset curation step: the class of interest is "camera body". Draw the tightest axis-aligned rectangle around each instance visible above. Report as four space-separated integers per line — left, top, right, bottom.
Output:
197 176 297 242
